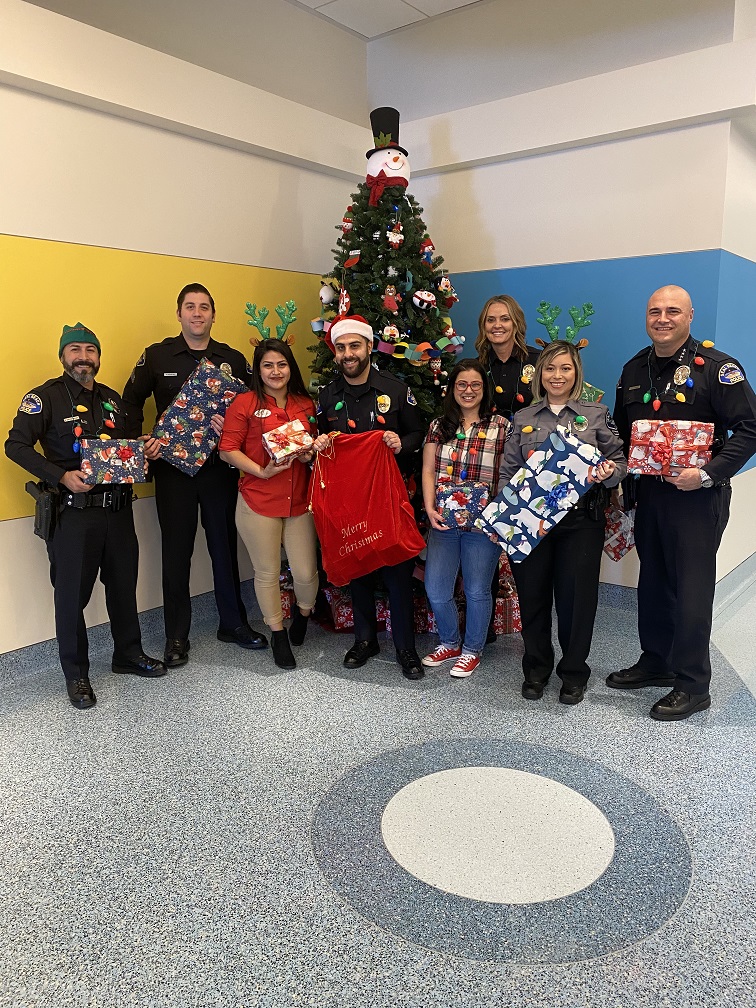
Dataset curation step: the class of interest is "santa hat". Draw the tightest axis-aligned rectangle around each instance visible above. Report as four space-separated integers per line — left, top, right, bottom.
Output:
326 315 374 354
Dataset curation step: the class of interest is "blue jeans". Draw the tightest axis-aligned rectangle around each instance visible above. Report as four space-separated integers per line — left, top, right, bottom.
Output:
425 527 501 654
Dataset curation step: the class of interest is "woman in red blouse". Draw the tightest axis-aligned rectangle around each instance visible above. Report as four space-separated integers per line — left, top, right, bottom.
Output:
219 339 318 669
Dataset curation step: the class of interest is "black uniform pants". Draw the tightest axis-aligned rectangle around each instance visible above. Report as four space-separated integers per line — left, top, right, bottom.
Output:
153 460 247 642
350 558 415 653
511 508 605 688
635 478 730 695
47 504 142 681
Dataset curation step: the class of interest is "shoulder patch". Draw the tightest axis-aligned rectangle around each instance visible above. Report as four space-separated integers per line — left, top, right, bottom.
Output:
606 414 620 436
406 389 418 406
135 352 145 367
246 361 254 374
19 393 42 415
719 362 745 385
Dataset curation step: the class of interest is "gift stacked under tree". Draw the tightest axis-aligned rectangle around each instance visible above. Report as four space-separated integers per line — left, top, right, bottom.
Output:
478 430 605 563
627 419 714 475
152 359 247 475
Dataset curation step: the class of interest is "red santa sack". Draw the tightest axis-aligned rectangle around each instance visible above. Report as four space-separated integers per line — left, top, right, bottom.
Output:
309 430 425 587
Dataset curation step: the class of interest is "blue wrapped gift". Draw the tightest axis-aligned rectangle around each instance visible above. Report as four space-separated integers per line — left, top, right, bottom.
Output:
477 430 604 562
152 358 246 476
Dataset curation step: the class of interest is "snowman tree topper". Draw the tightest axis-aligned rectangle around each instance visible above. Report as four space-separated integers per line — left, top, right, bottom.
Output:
365 107 411 207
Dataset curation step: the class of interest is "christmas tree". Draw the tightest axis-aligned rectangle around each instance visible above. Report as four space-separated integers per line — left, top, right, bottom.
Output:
308 107 463 424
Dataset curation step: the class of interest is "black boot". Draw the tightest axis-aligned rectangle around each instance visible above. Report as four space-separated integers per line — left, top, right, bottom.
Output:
271 629 296 669
289 609 309 647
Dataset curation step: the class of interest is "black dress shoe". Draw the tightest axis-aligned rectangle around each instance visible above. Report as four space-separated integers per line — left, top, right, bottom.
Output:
112 654 167 678
289 610 309 647
164 639 190 668
66 677 96 710
397 649 425 681
522 681 546 700
343 640 380 668
559 684 586 706
217 626 268 650
271 628 296 669
650 689 711 721
606 660 675 690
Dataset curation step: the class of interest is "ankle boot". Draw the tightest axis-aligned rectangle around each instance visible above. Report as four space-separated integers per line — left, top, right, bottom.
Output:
289 609 309 647
271 628 296 669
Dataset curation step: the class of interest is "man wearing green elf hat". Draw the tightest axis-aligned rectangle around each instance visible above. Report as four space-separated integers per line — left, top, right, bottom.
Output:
5 323 166 710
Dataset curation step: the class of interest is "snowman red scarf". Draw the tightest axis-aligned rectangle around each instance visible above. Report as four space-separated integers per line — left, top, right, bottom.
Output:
309 430 425 586
365 170 409 207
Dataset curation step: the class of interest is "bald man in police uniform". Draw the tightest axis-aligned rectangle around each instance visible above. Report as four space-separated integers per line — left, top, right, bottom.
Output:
5 324 165 709
611 285 756 720
314 315 425 679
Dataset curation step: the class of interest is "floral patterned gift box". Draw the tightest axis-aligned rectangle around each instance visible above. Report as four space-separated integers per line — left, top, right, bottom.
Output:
80 439 148 484
262 419 314 464
477 430 604 563
152 358 246 476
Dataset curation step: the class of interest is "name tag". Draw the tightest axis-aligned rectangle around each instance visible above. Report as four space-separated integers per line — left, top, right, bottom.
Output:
164 372 178 377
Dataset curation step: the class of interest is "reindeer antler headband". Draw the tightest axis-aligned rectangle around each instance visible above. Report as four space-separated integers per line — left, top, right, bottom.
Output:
244 300 298 346
535 301 593 349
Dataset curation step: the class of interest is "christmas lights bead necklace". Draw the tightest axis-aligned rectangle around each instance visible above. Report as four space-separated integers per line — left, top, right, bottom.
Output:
66 382 115 453
643 338 712 411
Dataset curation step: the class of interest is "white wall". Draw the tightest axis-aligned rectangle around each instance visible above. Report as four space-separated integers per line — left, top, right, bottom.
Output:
722 121 756 261
25 0 368 125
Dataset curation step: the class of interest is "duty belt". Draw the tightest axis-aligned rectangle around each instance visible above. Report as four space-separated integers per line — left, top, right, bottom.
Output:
61 487 133 511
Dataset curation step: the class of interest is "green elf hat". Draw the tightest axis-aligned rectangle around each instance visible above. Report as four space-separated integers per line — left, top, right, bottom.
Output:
59 322 101 355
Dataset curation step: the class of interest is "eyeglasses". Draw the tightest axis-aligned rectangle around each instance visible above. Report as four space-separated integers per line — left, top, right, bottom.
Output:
454 381 483 392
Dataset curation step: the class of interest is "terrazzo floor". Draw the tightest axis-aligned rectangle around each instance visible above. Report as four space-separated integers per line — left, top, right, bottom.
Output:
1 581 754 1008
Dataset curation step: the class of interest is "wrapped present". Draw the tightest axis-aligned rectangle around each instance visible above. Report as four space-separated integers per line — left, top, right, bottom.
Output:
263 419 314 464
478 430 604 563
579 381 604 404
603 505 636 561
492 593 521 635
320 584 388 633
152 358 246 476
435 481 491 531
628 419 713 476
80 439 148 485
280 587 295 620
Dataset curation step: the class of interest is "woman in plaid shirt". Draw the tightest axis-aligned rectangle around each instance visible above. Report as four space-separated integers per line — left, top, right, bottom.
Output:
421 359 510 678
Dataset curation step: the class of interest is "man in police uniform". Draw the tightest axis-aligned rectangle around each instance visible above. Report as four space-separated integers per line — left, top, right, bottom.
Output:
5 324 166 709
122 283 266 668
314 315 425 679
611 285 756 720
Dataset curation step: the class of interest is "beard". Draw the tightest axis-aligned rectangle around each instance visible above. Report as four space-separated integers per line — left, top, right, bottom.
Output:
336 355 370 379
64 359 100 386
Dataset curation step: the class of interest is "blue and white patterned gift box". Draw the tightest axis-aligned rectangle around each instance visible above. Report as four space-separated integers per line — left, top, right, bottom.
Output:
152 358 246 476
477 430 604 562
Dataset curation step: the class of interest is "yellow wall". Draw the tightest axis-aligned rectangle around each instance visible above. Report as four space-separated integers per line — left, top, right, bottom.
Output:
1 233 321 521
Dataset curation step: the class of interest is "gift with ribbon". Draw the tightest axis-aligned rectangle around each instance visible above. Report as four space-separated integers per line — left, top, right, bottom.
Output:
262 418 314 463
80 439 148 485
627 419 714 475
476 430 605 562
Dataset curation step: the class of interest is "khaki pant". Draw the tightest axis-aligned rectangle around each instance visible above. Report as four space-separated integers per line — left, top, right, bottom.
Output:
235 496 319 628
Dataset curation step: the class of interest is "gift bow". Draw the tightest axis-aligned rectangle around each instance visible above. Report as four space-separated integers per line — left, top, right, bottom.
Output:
270 430 309 451
365 169 409 207
544 482 571 509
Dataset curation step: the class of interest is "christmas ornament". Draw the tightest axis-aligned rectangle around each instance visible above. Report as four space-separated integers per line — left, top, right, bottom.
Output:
412 290 437 311
344 249 361 268
387 221 404 248
420 236 435 266
383 285 402 314
319 282 337 308
383 323 400 342
437 274 459 309
429 359 447 386
339 287 351 315
365 107 411 207
341 206 354 233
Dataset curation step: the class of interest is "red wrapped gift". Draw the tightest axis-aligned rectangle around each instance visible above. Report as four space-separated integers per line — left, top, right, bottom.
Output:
603 506 636 561
320 585 388 633
263 419 313 463
628 420 713 475
280 587 295 620
492 594 521 636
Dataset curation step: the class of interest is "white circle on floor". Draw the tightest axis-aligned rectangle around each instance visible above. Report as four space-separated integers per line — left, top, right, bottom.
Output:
381 767 615 904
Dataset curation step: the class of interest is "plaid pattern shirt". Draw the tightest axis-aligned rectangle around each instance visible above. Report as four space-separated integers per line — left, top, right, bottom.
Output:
425 414 510 494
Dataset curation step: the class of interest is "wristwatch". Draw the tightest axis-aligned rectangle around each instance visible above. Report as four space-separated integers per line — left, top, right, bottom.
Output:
699 469 714 489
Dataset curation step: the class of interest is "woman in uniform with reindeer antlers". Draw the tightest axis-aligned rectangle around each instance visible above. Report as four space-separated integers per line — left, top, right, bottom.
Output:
500 340 626 706
219 305 318 670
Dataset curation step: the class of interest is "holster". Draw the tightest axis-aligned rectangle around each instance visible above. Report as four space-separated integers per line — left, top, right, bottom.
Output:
25 481 59 542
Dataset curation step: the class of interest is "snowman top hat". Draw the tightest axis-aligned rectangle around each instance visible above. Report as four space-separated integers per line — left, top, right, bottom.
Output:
366 107 408 158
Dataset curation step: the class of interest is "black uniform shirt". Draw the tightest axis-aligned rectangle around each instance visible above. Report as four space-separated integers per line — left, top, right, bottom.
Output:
5 373 129 487
485 347 541 420
317 367 424 465
614 336 756 484
121 334 252 436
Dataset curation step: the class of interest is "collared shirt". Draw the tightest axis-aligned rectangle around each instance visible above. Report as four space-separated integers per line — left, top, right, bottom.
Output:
219 391 316 519
484 346 541 420
425 414 510 494
121 334 252 436
614 336 756 484
501 399 627 487
317 368 424 467
5 372 129 487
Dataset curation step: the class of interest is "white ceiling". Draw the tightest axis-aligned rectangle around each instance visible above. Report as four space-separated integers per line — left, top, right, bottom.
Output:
287 0 485 38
